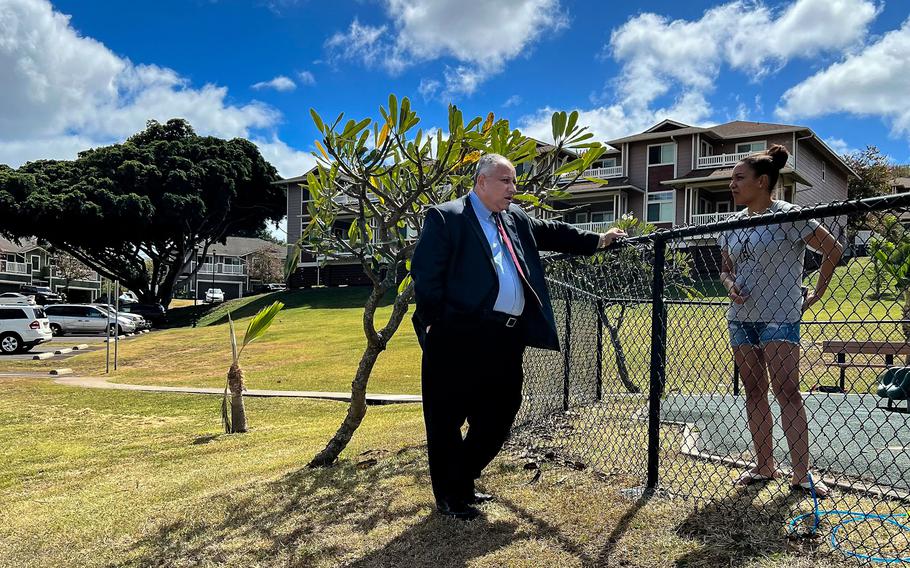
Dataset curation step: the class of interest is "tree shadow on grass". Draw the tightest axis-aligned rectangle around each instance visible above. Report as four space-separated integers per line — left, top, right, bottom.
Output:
594 492 652 566
165 287 403 329
673 485 817 567
115 446 536 567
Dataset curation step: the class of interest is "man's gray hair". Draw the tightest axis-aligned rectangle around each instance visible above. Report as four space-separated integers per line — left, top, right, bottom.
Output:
473 154 512 185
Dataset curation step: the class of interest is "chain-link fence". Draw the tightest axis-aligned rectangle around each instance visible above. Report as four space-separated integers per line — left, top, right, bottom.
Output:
513 193 910 562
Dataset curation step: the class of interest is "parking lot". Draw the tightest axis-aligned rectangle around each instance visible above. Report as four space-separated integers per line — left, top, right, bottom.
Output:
0 334 142 360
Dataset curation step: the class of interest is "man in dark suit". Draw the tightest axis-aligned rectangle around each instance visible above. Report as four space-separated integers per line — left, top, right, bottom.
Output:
411 153 625 519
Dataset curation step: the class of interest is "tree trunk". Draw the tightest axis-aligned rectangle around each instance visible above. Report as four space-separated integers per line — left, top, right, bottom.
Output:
227 362 247 433
601 305 641 394
308 286 413 468
308 343 383 467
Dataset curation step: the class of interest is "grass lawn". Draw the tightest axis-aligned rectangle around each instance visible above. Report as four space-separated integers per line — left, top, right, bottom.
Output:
1 258 903 566
0 377 864 567
2 287 424 395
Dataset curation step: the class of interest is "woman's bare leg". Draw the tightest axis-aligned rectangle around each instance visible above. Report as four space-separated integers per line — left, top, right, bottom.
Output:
734 345 777 478
763 341 820 492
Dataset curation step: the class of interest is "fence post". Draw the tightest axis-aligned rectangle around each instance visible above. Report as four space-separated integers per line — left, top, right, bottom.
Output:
563 288 573 412
733 363 740 396
647 239 667 490
596 299 603 401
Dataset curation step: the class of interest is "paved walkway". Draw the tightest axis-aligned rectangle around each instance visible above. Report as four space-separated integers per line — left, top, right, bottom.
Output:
42 375 422 405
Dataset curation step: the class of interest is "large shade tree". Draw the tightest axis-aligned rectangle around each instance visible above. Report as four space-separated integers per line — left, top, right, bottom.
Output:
0 119 284 305
293 95 607 467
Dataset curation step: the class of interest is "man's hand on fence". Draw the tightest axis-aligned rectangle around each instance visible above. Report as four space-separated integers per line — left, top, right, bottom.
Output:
598 228 627 249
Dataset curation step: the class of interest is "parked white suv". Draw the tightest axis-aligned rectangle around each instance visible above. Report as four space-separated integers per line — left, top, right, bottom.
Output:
43 304 137 336
0 305 52 353
205 288 225 303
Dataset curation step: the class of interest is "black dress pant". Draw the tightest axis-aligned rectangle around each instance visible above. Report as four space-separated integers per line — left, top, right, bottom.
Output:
421 317 525 505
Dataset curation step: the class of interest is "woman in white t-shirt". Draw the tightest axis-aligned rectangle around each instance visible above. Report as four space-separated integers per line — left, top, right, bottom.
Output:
719 144 842 497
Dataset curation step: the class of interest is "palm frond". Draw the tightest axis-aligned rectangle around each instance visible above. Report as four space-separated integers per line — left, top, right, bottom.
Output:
240 301 285 356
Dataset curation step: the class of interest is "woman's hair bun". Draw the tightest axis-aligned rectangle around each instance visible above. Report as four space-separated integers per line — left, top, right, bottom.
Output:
765 144 789 170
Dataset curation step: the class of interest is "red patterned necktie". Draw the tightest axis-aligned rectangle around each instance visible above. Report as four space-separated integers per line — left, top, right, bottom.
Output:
493 213 526 280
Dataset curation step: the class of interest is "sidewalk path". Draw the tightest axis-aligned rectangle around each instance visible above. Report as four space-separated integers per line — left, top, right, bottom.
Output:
48 375 422 405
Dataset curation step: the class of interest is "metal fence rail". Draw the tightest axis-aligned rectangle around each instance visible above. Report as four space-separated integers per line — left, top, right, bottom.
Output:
513 193 910 561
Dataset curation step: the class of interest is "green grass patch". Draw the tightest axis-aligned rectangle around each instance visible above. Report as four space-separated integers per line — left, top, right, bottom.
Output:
0 377 869 567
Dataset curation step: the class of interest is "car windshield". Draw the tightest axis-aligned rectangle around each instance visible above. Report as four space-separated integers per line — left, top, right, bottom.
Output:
35 287 53 293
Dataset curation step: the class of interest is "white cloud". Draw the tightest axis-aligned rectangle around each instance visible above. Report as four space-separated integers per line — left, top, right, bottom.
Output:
326 0 567 98
519 91 712 144
777 18 910 140
418 78 441 100
0 0 299 168
251 75 297 91
521 0 878 144
252 137 317 178
503 95 522 108
297 70 316 85
608 0 877 117
824 137 859 156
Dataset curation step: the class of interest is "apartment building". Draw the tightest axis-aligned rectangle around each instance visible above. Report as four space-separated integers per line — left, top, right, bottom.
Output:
280 119 855 286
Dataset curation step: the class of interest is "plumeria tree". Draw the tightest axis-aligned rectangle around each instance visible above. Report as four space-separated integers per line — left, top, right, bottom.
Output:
291 95 608 467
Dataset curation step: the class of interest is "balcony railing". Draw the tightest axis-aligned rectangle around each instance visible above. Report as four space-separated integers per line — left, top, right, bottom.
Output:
697 152 795 169
194 262 245 275
690 211 738 226
560 165 624 181
0 261 29 274
572 221 615 233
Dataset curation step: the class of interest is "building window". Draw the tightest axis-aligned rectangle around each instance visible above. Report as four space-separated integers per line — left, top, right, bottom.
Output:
591 211 615 223
601 157 618 167
31 255 41 271
735 141 767 154
647 191 675 223
575 212 589 224
648 143 675 166
821 162 826 181
700 140 714 157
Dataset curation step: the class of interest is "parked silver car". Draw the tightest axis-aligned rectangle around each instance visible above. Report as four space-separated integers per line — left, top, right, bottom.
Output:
43 304 137 336
94 304 150 331
0 292 36 306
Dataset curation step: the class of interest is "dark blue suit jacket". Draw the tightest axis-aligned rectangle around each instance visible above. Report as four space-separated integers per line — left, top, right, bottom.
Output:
411 195 601 351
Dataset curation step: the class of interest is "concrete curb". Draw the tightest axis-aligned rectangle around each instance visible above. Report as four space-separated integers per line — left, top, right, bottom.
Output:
32 352 54 360
52 376 422 405
49 368 72 376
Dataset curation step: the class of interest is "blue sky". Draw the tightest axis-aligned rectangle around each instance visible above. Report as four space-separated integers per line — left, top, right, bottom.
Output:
2 0 910 235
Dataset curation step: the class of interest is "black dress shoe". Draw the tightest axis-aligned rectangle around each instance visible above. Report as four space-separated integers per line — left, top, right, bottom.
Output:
469 490 494 504
436 499 480 520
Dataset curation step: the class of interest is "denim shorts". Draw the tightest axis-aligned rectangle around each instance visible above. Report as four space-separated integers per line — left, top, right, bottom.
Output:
728 321 800 347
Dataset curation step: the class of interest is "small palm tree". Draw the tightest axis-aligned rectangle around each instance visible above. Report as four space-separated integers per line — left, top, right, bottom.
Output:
222 301 284 433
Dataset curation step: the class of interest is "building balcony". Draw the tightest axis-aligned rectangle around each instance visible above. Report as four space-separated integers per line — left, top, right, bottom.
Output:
0 261 29 274
696 152 795 169
560 165 624 181
193 262 245 275
571 221 615 233
689 211 738 226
